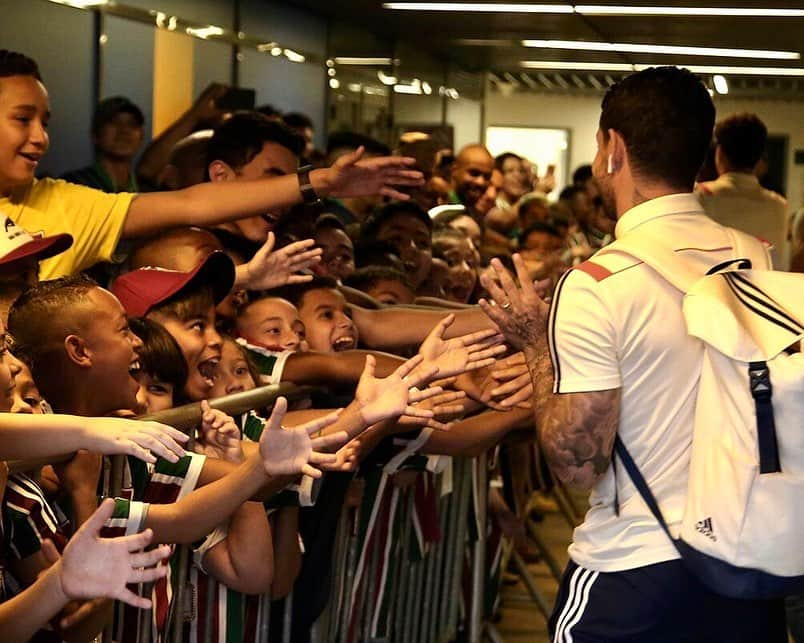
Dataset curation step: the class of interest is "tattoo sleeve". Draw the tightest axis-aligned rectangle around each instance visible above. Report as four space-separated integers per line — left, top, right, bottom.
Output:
524 338 620 491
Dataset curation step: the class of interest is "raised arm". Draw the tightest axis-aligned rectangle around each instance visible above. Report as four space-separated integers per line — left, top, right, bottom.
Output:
351 304 495 350
124 148 422 238
281 349 405 386
480 255 621 491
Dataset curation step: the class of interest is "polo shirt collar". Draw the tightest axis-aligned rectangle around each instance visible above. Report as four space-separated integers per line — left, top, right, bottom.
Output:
615 192 703 238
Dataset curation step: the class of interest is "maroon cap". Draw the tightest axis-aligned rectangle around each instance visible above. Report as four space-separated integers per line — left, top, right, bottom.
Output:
0 217 72 267
112 251 235 317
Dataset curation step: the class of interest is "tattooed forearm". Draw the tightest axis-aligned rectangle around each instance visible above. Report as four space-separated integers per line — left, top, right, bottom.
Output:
523 340 620 490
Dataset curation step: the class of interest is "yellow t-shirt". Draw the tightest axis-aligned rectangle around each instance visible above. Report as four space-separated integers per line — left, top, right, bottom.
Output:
0 178 133 279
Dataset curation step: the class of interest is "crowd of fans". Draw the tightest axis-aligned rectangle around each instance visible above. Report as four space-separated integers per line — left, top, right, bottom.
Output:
0 46 801 643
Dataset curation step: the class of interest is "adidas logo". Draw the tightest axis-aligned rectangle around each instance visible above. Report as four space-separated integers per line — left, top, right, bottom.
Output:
696 517 717 542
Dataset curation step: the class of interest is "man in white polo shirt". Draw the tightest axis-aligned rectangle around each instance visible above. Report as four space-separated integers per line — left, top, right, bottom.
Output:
481 66 785 642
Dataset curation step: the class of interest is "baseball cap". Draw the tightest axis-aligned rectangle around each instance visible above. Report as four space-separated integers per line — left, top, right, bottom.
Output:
0 216 72 267
112 251 235 317
92 96 145 133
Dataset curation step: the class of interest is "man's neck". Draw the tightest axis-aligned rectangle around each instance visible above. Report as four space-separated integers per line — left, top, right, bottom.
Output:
97 156 132 189
615 182 685 219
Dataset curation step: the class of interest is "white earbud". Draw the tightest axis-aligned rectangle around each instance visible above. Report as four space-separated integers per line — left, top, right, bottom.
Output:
607 154 614 174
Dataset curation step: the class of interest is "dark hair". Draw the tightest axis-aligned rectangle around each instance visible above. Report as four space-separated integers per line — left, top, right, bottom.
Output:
148 281 216 323
274 276 340 309
207 111 305 170
344 266 412 293
0 50 41 81
256 104 282 119
326 131 390 158
714 113 767 171
361 201 433 241
522 222 562 240
572 164 593 186
558 185 582 201
353 239 402 269
282 112 313 130
600 66 714 190
494 152 522 171
8 274 97 379
92 96 144 135
314 213 346 233
128 317 188 393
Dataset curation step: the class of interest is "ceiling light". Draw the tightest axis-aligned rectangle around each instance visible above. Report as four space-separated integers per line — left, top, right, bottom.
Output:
378 70 399 85
284 49 306 63
522 39 799 60
270 47 283 57
364 86 389 96
521 61 635 72
384 2 572 12
328 68 337 77
329 78 341 89
49 0 108 7
394 83 423 94
422 81 433 95
713 74 729 94
185 25 225 39
576 5 804 17
347 83 363 92
334 57 395 66
520 60 804 77
678 64 804 76
257 42 279 52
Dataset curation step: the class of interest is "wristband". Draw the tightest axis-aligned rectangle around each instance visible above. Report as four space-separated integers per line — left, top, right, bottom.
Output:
297 165 321 205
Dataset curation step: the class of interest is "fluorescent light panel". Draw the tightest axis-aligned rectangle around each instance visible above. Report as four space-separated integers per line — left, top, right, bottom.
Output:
576 5 804 17
520 60 804 76
383 3 573 13
383 2 804 17
334 57 394 65
521 39 800 60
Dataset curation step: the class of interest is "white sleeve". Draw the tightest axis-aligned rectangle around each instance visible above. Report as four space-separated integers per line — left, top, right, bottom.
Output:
548 269 621 394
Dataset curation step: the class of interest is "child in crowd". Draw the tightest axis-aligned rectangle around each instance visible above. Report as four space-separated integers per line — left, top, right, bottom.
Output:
359 201 433 292
313 214 356 283
343 266 415 306
431 227 480 304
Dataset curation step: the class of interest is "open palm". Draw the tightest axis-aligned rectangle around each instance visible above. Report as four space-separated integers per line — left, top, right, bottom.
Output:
259 397 346 478
356 354 443 426
418 314 506 380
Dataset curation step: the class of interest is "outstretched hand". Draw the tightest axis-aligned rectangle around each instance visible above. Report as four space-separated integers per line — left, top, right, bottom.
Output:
48 498 171 610
85 417 189 464
259 397 346 479
479 254 551 352
195 401 243 464
417 313 506 380
242 233 322 290
356 354 442 426
323 147 423 201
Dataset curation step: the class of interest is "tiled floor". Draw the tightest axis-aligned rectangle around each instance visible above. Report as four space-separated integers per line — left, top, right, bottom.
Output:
495 502 575 643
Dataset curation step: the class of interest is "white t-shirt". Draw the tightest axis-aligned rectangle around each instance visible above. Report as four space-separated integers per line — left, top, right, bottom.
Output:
549 193 770 573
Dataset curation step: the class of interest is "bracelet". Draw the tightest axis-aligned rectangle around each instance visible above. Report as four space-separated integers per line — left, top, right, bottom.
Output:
297 165 321 205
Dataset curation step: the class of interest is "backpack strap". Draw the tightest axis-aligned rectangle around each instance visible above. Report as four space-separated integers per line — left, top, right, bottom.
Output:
598 233 700 294
748 361 782 474
613 436 681 551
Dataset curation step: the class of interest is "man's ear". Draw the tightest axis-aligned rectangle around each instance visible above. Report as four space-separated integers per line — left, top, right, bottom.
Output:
607 129 626 174
64 334 91 368
207 160 237 183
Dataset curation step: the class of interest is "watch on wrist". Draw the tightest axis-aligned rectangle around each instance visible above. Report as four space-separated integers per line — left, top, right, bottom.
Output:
297 165 321 205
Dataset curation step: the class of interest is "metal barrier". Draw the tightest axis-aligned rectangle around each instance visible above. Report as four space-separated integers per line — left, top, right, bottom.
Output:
85 385 562 643
313 456 476 643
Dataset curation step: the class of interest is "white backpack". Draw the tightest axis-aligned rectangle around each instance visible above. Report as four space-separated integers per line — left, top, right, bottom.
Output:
601 228 804 599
